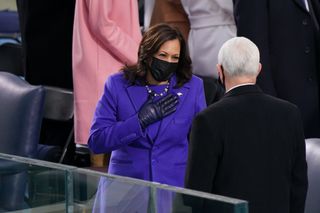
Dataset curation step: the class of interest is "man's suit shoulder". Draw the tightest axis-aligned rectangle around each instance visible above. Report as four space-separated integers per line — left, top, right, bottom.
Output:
200 90 301 117
262 93 301 114
197 98 227 119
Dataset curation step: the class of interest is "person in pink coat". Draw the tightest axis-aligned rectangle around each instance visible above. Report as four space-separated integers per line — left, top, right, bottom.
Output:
72 0 142 153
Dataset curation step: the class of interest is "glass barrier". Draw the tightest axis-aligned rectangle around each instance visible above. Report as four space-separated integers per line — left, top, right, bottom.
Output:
0 153 76 212
0 153 248 213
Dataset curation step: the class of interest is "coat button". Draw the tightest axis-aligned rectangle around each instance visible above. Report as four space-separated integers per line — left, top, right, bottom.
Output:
308 76 313 81
305 46 310 54
302 19 308 25
152 159 156 164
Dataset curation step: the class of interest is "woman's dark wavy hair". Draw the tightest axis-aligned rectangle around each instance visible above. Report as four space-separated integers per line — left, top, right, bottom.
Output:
123 23 192 88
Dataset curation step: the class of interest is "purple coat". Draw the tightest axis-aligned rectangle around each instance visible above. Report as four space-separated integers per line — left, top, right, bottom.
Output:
88 72 206 187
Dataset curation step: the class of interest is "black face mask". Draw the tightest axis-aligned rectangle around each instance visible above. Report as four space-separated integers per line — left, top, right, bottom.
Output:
150 57 178 82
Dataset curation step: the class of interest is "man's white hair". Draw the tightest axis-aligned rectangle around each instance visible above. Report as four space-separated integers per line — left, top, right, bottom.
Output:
218 37 260 77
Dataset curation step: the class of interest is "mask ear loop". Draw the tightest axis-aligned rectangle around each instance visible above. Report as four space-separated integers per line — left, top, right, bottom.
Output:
219 66 226 90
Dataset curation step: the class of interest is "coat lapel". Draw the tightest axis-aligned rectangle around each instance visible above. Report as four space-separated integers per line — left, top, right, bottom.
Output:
126 84 156 147
156 76 190 139
126 84 148 112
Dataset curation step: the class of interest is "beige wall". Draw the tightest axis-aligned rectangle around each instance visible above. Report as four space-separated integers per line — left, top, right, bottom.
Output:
0 0 17 11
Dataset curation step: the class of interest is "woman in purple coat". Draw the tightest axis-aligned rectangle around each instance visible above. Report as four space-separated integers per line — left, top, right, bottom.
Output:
88 24 206 188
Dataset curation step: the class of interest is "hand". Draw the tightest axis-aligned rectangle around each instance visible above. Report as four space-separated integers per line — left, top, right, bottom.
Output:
138 94 179 129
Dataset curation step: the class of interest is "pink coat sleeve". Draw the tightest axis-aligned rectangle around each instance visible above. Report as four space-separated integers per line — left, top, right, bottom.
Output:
86 0 141 65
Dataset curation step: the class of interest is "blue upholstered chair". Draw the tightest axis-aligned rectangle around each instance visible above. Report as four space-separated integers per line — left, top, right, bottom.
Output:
0 10 22 77
0 10 20 34
305 138 320 213
0 71 44 211
0 10 20 45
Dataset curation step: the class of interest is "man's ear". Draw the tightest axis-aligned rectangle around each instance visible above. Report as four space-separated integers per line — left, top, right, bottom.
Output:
257 63 262 74
216 64 223 80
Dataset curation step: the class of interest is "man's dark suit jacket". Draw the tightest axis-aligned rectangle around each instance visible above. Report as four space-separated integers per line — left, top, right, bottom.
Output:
186 85 308 213
16 0 75 89
233 0 320 138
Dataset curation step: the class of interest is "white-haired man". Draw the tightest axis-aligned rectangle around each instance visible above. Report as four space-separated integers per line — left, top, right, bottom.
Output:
185 37 308 213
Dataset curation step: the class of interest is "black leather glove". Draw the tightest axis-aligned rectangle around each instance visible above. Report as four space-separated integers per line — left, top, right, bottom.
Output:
138 93 179 129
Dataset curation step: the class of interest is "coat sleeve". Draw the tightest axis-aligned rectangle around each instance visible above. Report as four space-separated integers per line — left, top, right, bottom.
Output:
195 79 207 114
185 112 222 193
88 76 145 154
85 0 141 65
233 0 277 96
290 109 308 213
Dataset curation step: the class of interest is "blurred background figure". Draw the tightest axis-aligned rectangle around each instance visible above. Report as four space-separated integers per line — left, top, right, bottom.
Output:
150 0 190 40
72 0 141 167
16 0 75 89
143 0 155 30
181 0 236 79
234 0 320 138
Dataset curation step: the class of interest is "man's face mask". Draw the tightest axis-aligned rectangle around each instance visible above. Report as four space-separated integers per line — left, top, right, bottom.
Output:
150 57 178 82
